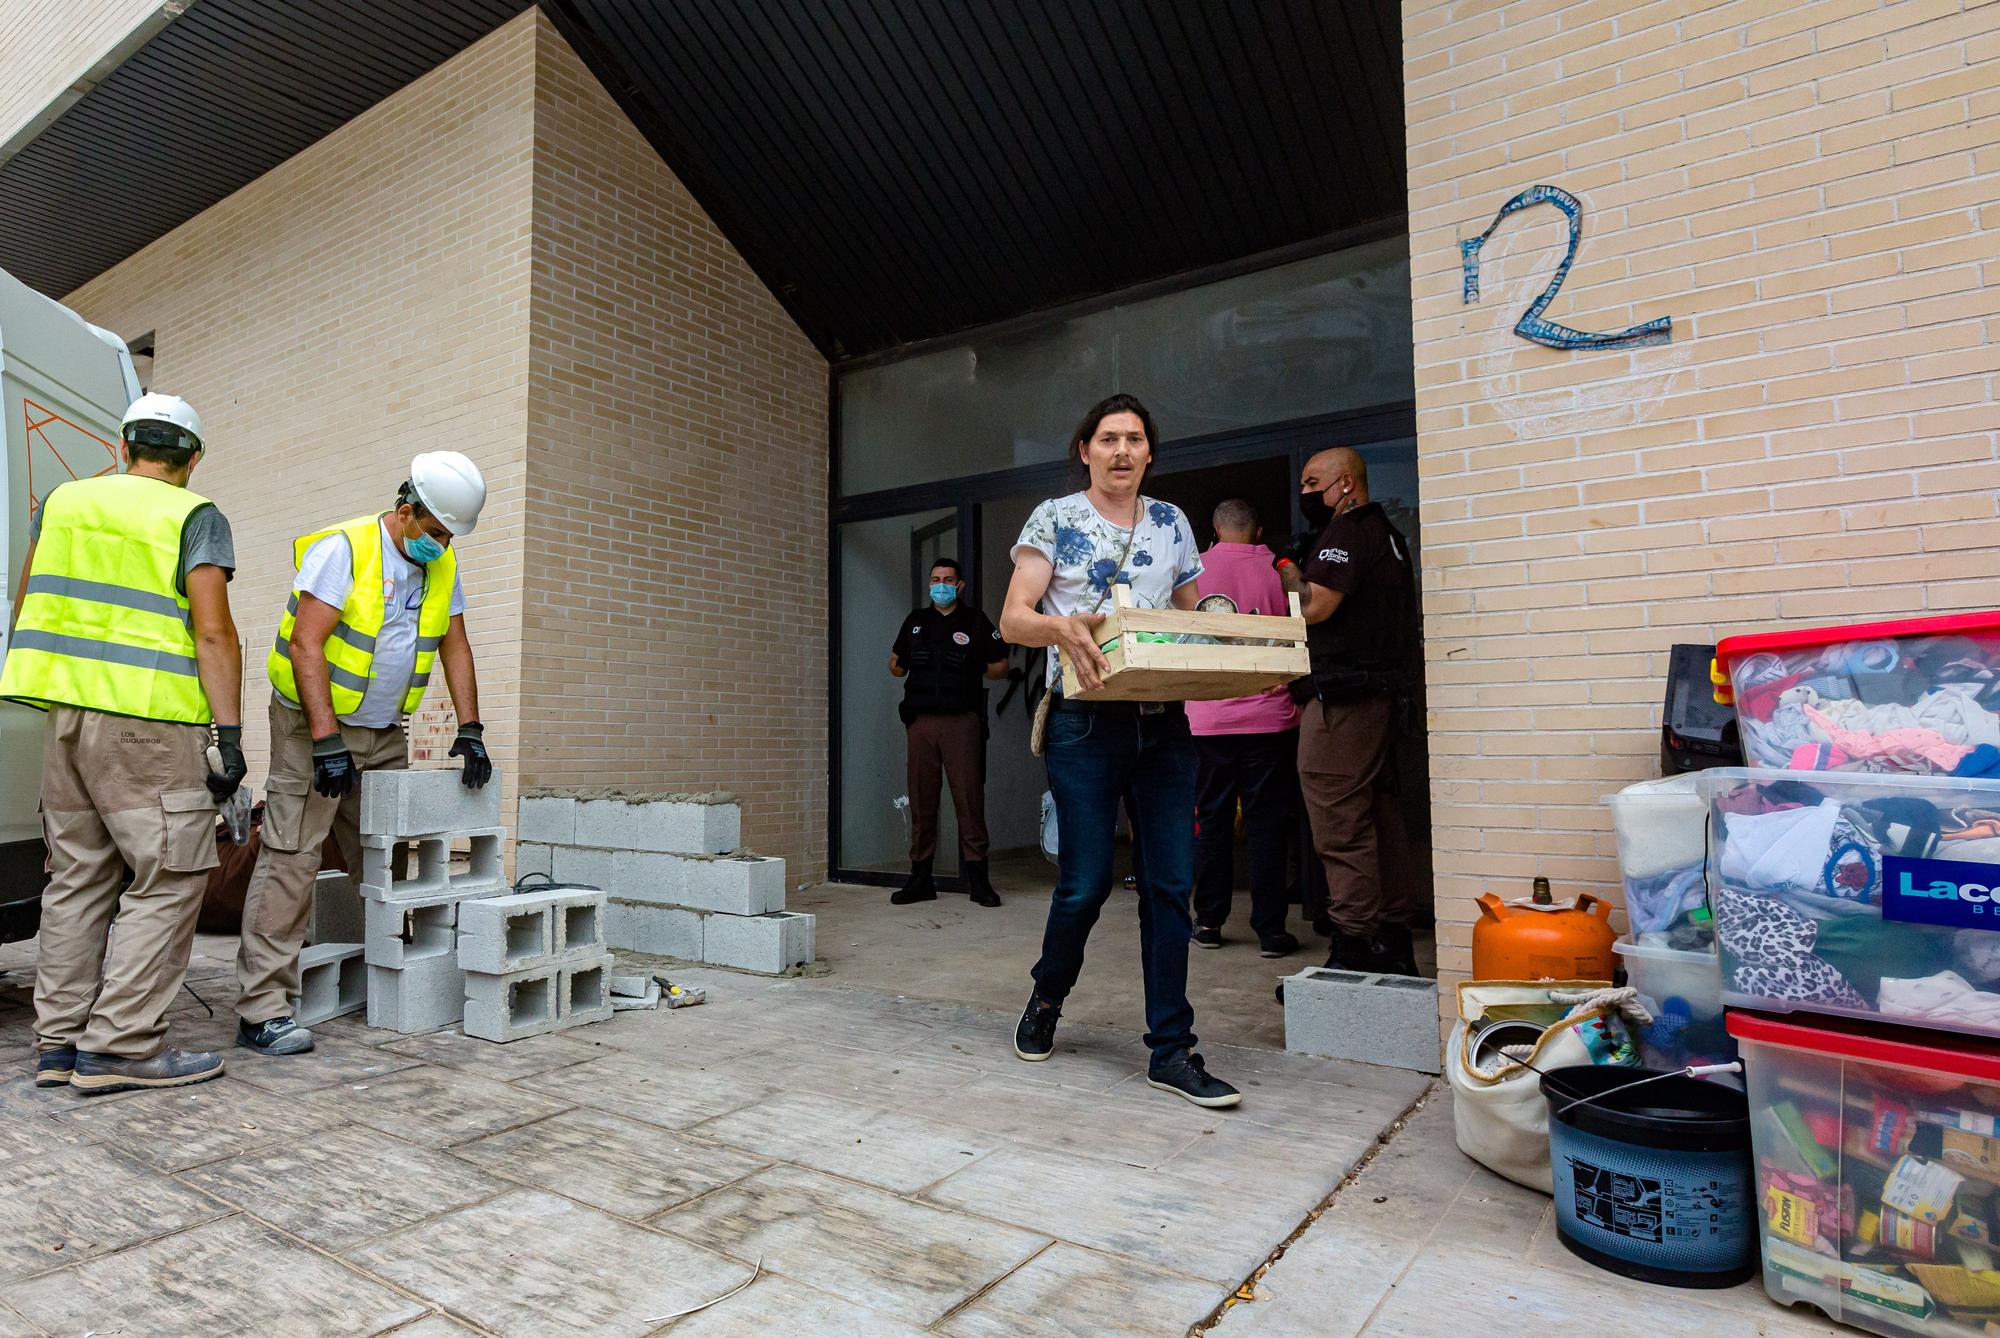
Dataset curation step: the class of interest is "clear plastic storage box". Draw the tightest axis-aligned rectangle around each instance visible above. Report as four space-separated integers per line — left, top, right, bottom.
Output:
1712 611 2000 776
1612 940 1735 1075
1607 774 1712 950
1730 1011 2000 1336
1703 767 2000 1042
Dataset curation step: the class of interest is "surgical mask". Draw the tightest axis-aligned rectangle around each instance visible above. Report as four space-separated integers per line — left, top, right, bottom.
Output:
1299 489 1334 531
930 582 958 606
405 531 446 564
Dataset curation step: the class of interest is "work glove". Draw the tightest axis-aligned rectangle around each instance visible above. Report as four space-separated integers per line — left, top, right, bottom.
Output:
312 732 357 799
206 724 248 801
450 721 492 789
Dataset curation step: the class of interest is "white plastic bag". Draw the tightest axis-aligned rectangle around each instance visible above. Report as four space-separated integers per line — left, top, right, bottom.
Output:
1039 790 1059 866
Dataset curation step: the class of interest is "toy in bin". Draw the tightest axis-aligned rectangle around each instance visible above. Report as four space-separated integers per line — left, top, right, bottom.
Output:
1712 610 2000 777
1730 1011 2000 1334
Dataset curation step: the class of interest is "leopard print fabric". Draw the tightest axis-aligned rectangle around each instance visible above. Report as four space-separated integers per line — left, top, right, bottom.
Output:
1714 887 1869 1009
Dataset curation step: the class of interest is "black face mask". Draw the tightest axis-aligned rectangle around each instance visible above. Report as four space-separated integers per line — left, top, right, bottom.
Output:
1300 489 1334 531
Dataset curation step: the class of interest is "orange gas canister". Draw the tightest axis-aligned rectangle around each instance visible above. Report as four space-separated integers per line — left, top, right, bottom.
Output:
1473 878 1618 981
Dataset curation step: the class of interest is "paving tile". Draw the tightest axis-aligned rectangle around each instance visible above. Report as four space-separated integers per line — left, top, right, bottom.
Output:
178 1123 507 1251
0 1143 228 1283
226 1037 429 1096
311 1015 408 1048
381 1316 488 1337
724 1038 988 1108
380 1026 609 1081
3 1214 425 1337
0 1300 39 1338
655 1164 1048 1327
0 1098 96 1163
450 1108 767 1219
938 1242 1225 1338
690 1090 998 1193
515 1050 772 1130
661 1271 932 1338
1156 1118 1378 1216
349 1189 750 1337
299 1063 574 1149
895 1025 1148 1093
904 1073 1214 1169
1105 1063 1420 1141
52 1081 341 1173
922 1145 1300 1285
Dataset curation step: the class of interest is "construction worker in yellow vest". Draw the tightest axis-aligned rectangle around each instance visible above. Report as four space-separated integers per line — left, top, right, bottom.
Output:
233 451 491 1056
1 393 248 1095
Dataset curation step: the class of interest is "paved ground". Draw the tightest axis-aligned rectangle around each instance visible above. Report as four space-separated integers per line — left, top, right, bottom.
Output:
0 933 1428 1337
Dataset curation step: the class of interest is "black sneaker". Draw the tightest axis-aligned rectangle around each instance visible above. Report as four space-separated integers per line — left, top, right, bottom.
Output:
1013 994 1060 1061
891 860 937 905
1147 1050 1241 1108
1192 925 1223 949
237 1016 316 1056
1258 932 1301 959
34 1045 76 1088
70 1047 224 1095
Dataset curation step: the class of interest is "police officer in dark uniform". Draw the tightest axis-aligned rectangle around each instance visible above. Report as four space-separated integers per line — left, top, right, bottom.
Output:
1276 447 1421 976
890 558 1009 907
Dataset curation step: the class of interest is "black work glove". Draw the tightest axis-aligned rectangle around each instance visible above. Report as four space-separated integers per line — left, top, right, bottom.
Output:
450 721 492 789
312 732 357 799
206 724 248 800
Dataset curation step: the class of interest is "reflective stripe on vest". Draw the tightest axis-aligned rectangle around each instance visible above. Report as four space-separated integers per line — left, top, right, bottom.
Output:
0 473 213 723
266 514 456 718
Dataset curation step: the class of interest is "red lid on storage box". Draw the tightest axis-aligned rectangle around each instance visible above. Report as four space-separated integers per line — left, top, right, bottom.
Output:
1728 1010 2000 1083
1715 610 2000 662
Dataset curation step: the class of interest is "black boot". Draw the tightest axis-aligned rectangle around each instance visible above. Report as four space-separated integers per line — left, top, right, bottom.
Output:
891 859 936 905
964 859 1000 908
1373 925 1420 977
1323 929 1379 973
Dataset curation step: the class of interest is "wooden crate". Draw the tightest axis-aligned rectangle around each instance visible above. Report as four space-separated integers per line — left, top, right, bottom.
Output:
1057 585 1309 702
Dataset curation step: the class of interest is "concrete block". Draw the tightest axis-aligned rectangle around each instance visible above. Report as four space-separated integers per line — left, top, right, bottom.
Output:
608 850 687 906
462 966 561 1043
551 843 612 891
557 894 605 957
604 899 702 959
1282 968 1440 1074
515 842 554 879
516 793 577 845
290 943 365 1025
701 910 814 975
455 894 555 975
574 795 741 855
610 850 783 915
560 955 615 1028
366 955 464 1033
359 829 507 903
363 898 459 969
308 870 363 947
359 766 503 839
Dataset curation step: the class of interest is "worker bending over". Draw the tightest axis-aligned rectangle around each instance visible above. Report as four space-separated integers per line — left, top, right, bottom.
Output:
2 394 247 1093
233 452 492 1055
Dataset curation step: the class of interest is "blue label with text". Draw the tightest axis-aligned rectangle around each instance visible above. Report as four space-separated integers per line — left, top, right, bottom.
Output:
1883 855 2000 930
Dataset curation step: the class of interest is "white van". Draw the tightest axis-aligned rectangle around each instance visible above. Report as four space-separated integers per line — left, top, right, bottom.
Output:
0 265 145 942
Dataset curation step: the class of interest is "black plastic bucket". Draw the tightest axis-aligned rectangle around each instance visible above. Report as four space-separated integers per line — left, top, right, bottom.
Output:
1541 1065 1755 1288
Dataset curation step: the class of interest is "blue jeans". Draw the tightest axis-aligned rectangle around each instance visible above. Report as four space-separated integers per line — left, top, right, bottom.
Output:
1032 705 1198 1064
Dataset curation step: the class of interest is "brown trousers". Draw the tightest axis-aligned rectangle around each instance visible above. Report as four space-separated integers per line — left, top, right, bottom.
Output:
906 710 988 863
1297 696 1416 939
35 706 219 1058
233 697 406 1023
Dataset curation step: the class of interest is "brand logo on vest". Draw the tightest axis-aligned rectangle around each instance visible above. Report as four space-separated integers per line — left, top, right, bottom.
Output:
1883 855 2000 929
952 631 970 645
1317 547 1348 564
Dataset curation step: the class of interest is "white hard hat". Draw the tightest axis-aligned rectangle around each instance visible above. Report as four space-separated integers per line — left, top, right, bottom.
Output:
408 451 487 535
121 392 203 453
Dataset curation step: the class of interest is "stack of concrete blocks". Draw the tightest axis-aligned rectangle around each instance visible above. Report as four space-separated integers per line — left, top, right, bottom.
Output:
295 869 368 1025
457 888 615 1042
358 769 509 1033
516 789 814 975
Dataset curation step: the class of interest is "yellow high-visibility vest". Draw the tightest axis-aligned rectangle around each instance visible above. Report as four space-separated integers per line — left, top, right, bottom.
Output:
0 474 215 723
267 514 456 718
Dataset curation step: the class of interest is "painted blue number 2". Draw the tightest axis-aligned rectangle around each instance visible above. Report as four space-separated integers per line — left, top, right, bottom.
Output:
1461 184 1672 351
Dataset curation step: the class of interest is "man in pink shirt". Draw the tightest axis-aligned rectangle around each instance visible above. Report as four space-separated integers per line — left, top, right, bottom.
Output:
1186 500 1301 957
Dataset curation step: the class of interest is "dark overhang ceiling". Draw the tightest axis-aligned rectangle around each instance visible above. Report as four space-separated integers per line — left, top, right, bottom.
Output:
0 0 1405 362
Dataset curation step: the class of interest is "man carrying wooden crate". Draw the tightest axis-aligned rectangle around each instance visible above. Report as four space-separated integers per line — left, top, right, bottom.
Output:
1277 447 1422 977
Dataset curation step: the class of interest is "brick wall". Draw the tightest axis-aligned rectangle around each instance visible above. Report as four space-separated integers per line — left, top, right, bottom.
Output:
0 0 161 148
519 17 831 882
1405 0 2000 1003
63 14 539 781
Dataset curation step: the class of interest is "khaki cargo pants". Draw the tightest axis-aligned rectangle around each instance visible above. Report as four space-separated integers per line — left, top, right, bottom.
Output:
234 696 405 1024
36 705 219 1059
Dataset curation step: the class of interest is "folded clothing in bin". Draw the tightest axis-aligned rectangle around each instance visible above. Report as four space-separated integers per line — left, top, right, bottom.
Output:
1705 768 2000 1041
1730 1012 2000 1335
1715 611 2000 776
1607 774 1714 951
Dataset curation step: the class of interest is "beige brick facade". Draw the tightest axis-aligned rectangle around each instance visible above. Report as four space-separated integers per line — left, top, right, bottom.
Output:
1405 0 2000 1006
0 0 161 149
56 11 830 879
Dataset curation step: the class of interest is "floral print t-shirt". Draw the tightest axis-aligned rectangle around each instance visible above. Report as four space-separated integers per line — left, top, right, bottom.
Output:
1013 491 1203 685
